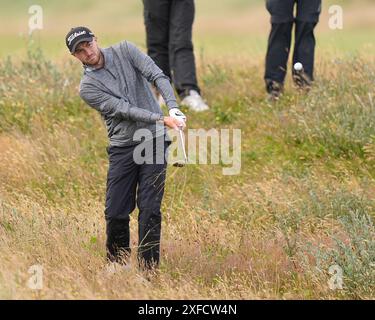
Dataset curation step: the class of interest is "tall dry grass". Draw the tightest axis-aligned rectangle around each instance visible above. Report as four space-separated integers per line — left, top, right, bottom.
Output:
0 45 374 299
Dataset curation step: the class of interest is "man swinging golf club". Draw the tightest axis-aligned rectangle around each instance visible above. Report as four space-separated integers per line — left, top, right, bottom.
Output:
66 26 187 271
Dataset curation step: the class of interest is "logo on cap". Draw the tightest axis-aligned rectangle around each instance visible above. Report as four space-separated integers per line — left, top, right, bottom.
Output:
67 31 87 45
66 27 95 53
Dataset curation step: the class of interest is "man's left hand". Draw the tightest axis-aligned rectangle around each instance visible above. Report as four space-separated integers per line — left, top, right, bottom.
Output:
169 108 187 125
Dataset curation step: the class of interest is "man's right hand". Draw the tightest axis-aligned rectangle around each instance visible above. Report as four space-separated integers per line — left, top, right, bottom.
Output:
163 116 186 130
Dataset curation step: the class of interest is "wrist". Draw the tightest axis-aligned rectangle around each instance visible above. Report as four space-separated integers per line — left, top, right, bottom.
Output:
157 114 164 124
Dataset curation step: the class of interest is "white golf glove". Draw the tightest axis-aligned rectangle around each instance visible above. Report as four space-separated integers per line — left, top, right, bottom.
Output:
169 108 187 127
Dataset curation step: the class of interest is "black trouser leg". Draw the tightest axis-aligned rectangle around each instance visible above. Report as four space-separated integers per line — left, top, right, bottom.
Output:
104 145 138 264
292 21 317 84
296 0 322 23
143 0 171 79
169 0 200 98
105 138 169 268
265 21 293 89
293 0 322 84
137 138 169 270
264 0 295 92
106 218 131 263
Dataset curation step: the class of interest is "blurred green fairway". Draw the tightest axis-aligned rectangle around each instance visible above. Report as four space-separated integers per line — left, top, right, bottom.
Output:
1 0 374 61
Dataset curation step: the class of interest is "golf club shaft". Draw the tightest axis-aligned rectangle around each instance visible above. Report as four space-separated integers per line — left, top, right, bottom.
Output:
178 127 188 163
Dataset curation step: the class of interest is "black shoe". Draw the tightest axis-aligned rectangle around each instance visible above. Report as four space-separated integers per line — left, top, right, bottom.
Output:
293 71 312 90
266 80 283 101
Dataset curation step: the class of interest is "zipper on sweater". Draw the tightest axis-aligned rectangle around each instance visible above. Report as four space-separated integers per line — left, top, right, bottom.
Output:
112 48 129 96
104 67 117 80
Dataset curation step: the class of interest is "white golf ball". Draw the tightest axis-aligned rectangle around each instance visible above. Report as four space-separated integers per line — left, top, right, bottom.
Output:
294 62 303 71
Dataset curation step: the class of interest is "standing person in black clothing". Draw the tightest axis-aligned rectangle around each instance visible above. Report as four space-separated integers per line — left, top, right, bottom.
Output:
143 0 209 111
264 0 322 100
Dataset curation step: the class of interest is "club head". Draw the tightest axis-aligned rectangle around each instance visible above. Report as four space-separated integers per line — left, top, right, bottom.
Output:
173 161 185 168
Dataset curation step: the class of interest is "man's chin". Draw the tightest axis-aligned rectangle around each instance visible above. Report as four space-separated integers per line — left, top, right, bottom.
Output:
86 57 99 66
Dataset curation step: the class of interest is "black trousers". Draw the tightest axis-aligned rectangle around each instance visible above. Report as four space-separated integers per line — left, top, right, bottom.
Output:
104 137 170 269
265 0 322 90
143 0 200 98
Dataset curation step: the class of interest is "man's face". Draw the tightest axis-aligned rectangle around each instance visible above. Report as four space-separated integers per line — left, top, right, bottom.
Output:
72 38 101 65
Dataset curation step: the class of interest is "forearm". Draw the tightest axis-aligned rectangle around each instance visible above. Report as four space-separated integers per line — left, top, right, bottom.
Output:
98 99 162 123
80 85 162 123
128 103 163 123
154 76 179 110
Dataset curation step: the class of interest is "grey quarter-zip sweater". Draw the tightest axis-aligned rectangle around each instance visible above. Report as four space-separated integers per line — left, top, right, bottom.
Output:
79 40 179 147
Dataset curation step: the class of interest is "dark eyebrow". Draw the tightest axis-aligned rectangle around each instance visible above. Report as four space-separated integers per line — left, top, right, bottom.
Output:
76 41 91 51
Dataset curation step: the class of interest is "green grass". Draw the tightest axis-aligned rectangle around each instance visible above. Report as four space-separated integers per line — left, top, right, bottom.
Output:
1 0 375 59
0 0 374 300
1 41 374 299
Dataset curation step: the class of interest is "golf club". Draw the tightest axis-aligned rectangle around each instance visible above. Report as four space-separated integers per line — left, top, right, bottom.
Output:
173 126 188 167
